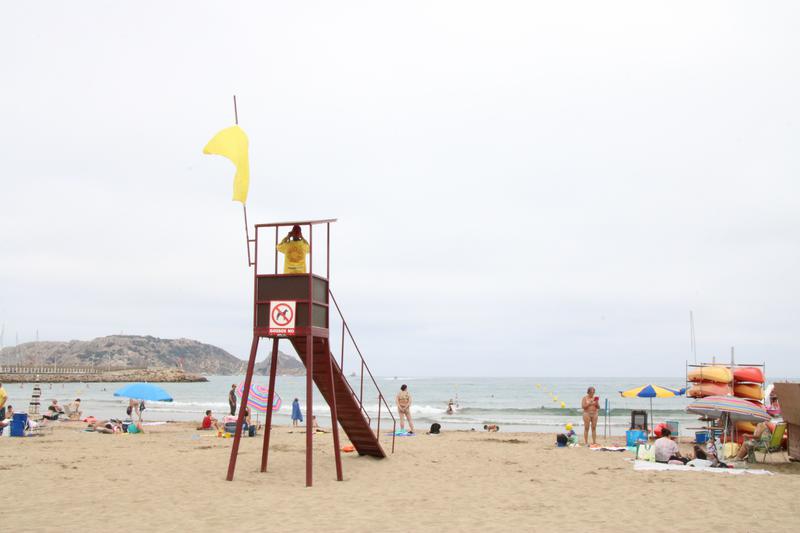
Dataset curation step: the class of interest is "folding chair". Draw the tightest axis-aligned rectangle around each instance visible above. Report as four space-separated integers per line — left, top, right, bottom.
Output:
755 423 787 463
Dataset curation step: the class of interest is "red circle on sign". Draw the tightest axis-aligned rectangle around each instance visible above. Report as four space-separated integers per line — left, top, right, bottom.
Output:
271 304 293 326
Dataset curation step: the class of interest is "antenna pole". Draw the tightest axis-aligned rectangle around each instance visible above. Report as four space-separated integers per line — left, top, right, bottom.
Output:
233 94 254 267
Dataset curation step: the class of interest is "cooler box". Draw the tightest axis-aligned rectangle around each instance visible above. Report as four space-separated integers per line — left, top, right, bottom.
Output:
626 429 647 447
695 431 708 444
11 413 28 437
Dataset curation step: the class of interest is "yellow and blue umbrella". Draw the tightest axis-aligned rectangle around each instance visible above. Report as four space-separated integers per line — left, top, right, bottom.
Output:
620 384 685 432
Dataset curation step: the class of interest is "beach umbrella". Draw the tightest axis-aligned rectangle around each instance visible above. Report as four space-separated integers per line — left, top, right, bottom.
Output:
685 395 769 423
113 383 173 402
619 384 685 433
236 382 281 413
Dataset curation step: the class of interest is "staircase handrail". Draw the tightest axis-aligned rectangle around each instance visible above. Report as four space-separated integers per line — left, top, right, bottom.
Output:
329 290 396 453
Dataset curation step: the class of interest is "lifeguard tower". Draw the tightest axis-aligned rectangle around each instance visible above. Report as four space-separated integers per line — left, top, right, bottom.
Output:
226 218 396 487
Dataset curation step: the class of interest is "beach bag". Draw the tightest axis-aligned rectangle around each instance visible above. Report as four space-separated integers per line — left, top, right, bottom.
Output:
636 443 655 462
556 434 568 447
429 423 441 434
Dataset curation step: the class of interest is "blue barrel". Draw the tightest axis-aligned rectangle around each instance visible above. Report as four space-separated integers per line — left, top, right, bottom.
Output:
10 413 28 437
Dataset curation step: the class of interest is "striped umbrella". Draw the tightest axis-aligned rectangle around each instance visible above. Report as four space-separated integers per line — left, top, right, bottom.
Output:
620 384 686 433
686 395 770 423
236 382 281 412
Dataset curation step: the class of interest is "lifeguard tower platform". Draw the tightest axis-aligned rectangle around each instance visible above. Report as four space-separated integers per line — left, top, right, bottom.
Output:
226 219 396 487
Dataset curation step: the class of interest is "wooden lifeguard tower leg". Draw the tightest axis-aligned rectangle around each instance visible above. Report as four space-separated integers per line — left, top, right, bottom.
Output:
226 335 260 481
327 349 344 481
260 338 280 472
305 334 314 487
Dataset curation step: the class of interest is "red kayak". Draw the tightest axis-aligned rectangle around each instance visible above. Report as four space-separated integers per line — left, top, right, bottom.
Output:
733 367 764 384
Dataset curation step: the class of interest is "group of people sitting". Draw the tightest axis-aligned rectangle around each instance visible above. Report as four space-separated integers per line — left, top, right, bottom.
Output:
1 399 83 435
654 427 721 466
197 408 256 436
41 398 82 421
654 423 774 466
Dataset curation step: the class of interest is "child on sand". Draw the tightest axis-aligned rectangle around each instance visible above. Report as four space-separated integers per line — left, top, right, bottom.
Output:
198 410 221 432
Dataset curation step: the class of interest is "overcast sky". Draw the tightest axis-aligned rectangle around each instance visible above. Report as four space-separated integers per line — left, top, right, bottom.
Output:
1 2 798 377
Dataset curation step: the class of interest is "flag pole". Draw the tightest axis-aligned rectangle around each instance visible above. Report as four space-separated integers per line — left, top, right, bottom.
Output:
234 94 254 267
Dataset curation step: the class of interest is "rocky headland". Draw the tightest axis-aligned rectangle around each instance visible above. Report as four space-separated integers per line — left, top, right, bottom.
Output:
0 335 306 383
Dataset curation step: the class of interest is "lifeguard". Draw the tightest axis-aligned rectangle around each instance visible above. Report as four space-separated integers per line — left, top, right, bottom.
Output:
277 225 310 273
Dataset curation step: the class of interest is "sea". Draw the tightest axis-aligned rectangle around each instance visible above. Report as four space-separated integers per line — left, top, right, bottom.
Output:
6 375 776 436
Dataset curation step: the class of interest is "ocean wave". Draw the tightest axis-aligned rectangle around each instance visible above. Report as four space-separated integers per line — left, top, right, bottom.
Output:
457 406 689 417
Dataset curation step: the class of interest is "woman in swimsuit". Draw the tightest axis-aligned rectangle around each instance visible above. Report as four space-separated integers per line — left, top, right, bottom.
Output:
581 386 599 445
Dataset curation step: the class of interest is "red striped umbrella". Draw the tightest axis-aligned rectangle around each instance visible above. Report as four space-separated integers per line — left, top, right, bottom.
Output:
686 395 769 423
236 382 281 412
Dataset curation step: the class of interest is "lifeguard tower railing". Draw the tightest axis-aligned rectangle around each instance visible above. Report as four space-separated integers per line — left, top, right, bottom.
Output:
249 219 396 453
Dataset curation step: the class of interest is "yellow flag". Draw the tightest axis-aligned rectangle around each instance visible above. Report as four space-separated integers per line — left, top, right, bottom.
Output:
203 125 249 203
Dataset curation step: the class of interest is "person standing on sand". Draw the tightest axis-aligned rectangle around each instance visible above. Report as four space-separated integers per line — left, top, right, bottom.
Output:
396 384 415 434
127 398 141 422
581 386 600 445
291 398 303 427
229 384 237 416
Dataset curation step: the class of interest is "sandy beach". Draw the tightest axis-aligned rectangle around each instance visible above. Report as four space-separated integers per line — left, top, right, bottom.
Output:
3 423 799 533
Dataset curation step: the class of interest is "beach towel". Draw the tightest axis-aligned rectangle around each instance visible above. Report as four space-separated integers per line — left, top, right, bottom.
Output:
386 430 415 437
589 446 627 452
633 460 773 475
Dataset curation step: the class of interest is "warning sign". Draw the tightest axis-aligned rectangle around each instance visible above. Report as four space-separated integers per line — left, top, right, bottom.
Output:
268 301 296 336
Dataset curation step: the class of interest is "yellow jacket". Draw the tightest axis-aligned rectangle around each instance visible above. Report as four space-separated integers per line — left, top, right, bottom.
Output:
276 238 310 274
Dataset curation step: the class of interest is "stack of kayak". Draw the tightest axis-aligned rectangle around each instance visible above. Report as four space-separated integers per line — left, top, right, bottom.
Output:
733 367 765 400
687 366 732 398
731 366 766 434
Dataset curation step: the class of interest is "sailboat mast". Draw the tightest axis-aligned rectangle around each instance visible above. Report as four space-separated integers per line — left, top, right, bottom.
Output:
689 311 697 364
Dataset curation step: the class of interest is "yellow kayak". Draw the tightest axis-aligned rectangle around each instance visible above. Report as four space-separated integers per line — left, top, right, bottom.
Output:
734 383 763 400
688 366 732 384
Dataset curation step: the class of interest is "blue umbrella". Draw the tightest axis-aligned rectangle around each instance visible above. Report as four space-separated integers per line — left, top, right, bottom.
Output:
113 383 173 402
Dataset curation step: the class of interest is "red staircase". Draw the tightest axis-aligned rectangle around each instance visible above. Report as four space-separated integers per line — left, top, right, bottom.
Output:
290 289 395 457
291 335 385 457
